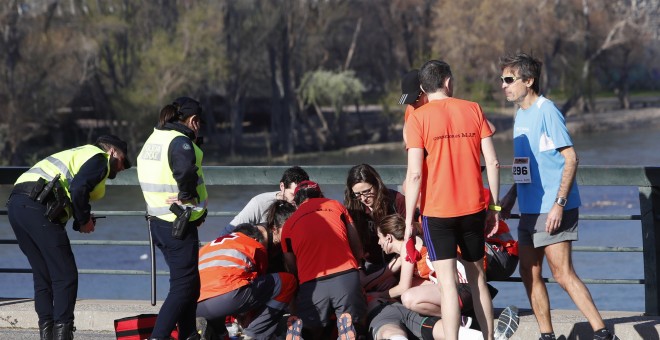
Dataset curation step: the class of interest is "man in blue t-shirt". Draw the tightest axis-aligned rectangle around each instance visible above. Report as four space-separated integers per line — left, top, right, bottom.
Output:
499 53 618 340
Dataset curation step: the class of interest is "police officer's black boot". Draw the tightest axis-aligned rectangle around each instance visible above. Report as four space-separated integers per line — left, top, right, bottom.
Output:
53 322 75 340
38 320 54 340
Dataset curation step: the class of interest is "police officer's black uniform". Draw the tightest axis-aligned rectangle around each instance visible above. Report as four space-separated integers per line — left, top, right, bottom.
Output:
6 135 130 340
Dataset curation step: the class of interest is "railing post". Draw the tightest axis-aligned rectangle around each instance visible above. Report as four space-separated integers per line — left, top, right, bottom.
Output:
639 184 660 316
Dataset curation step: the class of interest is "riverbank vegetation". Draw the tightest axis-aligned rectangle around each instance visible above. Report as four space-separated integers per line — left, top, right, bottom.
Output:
0 0 659 165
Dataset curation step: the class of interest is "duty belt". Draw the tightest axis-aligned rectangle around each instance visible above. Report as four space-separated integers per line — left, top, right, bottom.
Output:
11 181 39 197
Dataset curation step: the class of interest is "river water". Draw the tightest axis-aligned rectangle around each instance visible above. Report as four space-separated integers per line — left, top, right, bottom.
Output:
1 127 659 312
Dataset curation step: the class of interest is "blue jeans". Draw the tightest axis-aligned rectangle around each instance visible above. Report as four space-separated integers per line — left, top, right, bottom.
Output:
149 217 201 339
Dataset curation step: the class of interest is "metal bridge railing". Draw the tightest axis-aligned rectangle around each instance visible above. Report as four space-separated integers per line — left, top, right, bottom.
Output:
1 165 659 314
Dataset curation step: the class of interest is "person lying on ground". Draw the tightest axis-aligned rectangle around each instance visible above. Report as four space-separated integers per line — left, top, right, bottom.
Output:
368 297 488 340
366 214 430 299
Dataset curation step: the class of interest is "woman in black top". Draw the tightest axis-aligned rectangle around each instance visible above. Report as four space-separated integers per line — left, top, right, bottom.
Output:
344 164 406 275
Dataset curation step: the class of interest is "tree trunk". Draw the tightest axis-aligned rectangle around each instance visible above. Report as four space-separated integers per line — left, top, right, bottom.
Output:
228 95 244 158
268 44 284 154
280 14 294 156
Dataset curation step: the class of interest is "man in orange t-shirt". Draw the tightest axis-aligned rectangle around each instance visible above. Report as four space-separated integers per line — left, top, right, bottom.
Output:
282 180 366 339
196 224 297 339
404 60 501 340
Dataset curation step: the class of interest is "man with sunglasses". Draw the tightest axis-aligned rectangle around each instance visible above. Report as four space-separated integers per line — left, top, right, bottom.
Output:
404 60 501 340
498 53 619 340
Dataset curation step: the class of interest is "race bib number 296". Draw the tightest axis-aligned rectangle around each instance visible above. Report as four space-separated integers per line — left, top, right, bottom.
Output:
512 157 531 183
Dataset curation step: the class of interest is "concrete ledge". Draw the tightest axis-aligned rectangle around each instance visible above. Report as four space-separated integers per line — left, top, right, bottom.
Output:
2 298 660 339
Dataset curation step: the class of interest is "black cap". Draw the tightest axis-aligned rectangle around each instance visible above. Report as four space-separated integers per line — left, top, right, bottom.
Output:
399 69 422 105
173 97 202 118
95 135 132 169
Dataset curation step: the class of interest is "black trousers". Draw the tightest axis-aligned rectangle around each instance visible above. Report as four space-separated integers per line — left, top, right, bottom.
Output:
149 217 200 339
7 193 78 324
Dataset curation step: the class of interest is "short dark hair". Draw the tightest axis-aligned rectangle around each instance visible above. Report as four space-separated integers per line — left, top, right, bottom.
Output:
233 223 265 243
280 166 309 188
419 60 452 93
500 53 542 94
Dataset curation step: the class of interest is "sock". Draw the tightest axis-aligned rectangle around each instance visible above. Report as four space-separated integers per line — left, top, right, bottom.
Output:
593 328 614 340
459 327 484 340
540 333 556 340
420 316 441 340
389 336 408 340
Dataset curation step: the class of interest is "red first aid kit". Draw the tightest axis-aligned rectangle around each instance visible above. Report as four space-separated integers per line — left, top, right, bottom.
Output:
114 314 179 340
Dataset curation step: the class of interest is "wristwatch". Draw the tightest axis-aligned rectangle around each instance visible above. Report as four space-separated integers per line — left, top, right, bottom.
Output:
555 197 567 207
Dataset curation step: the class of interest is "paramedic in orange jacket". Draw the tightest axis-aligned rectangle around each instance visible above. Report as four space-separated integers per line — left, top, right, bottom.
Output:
196 223 297 339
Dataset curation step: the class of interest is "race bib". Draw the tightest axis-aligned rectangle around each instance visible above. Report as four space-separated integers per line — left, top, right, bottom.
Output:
512 157 531 183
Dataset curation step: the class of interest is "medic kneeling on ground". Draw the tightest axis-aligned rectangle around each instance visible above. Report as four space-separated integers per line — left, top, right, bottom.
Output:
196 222 297 340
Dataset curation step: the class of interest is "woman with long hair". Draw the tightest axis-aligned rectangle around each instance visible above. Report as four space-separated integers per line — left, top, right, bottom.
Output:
344 164 407 289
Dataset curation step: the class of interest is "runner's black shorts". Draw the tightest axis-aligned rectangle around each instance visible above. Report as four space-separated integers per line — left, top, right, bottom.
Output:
422 209 486 262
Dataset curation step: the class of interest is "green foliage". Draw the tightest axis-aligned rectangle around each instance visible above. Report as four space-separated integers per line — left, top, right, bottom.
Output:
299 70 366 115
465 80 493 103
91 2 226 139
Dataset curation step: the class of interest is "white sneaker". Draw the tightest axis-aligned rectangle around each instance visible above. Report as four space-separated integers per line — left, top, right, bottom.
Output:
494 305 519 340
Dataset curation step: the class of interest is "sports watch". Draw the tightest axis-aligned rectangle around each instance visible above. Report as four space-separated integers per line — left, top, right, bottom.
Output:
555 197 567 207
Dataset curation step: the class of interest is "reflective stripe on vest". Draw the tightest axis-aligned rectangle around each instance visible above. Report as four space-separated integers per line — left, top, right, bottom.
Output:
137 128 208 222
198 248 255 272
198 233 265 302
24 156 74 183
14 145 110 220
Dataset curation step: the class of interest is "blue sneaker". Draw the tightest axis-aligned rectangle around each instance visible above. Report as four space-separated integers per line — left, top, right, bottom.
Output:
337 313 356 340
286 315 303 340
494 305 519 340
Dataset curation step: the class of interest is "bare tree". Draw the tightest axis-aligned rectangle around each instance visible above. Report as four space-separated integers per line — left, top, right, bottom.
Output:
0 1 89 164
561 0 660 114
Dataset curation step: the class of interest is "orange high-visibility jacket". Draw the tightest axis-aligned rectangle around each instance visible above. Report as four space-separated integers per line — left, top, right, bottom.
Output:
198 232 268 302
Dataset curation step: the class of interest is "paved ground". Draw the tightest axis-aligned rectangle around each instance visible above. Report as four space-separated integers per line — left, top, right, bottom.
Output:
0 328 115 339
2 298 660 339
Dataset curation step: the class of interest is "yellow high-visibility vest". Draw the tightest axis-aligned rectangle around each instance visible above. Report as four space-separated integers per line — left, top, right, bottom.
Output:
15 144 110 221
137 128 208 222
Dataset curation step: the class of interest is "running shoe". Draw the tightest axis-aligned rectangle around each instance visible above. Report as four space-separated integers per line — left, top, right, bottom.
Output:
594 330 621 340
337 313 357 340
286 315 303 340
494 305 519 340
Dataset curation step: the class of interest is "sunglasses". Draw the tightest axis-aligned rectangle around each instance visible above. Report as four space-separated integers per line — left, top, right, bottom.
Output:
500 76 521 84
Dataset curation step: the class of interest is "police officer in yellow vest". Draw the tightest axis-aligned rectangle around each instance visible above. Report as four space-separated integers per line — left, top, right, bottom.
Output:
7 135 131 340
138 97 208 340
